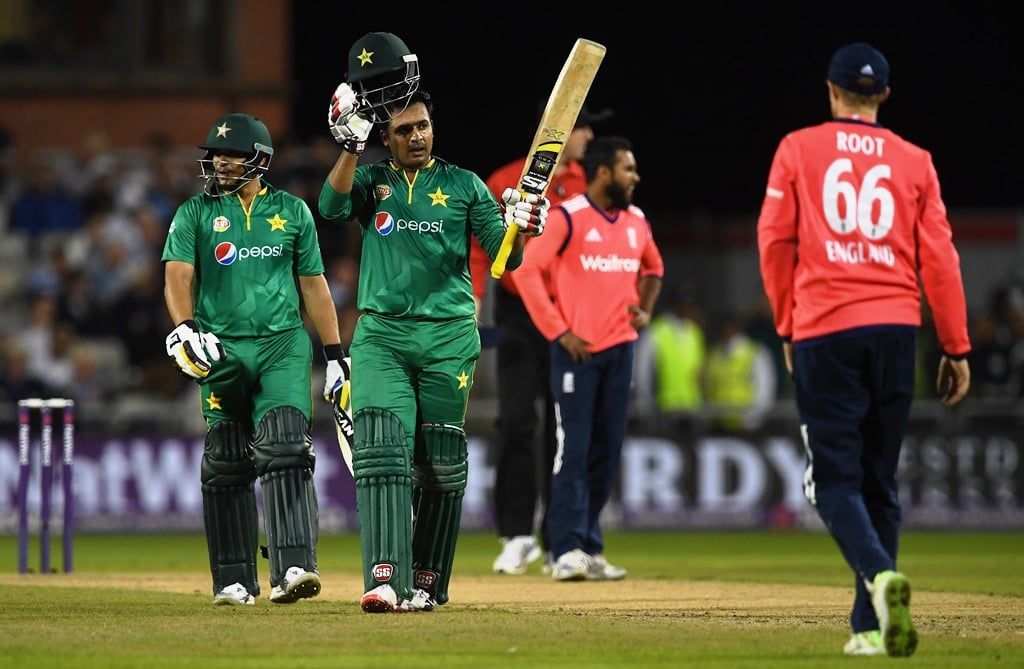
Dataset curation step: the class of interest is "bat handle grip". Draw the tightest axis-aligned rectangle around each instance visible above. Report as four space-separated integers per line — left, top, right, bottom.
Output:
490 224 519 279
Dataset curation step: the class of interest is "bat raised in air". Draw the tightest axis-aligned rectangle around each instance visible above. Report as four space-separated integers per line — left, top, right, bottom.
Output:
490 38 607 279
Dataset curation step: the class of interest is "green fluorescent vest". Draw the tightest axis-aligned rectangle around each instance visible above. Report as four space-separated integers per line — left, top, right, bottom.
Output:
650 316 705 412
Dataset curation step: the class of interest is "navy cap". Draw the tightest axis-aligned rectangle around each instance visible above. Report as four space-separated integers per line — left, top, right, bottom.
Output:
827 42 889 95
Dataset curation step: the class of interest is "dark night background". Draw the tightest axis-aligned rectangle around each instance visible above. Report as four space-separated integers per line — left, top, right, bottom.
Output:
291 4 1019 223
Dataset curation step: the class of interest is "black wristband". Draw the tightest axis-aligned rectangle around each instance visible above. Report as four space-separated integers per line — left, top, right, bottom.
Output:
323 344 346 362
180 319 198 331
342 138 366 156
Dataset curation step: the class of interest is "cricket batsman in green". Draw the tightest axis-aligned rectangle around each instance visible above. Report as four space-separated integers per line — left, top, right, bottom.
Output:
163 112 348 606
319 32 549 613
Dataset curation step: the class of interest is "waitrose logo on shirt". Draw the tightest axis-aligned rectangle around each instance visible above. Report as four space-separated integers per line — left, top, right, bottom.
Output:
578 254 640 272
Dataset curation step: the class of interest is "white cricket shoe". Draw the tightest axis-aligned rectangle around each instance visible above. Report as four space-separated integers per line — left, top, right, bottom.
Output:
843 630 885 656
492 535 542 575
269 566 321 604
397 588 437 612
551 549 590 582
212 582 255 606
587 554 627 581
361 584 399 613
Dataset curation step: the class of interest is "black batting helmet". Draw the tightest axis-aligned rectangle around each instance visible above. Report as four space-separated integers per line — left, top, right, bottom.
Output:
346 32 420 124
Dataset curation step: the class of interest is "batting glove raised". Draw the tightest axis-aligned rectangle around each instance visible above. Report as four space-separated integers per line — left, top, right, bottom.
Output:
165 320 224 380
328 83 374 155
501 188 549 237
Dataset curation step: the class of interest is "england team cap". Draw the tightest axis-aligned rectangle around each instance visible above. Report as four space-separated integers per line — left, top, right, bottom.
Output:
827 42 890 95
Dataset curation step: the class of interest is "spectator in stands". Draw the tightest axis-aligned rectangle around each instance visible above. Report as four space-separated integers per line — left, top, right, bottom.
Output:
77 153 118 219
18 294 58 373
0 337 42 402
25 245 72 297
55 130 117 201
68 341 108 405
118 131 196 223
55 269 103 337
24 319 77 398
109 260 181 398
66 203 146 310
9 156 83 256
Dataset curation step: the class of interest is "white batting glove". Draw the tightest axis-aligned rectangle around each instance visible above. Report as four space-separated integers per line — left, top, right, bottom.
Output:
501 188 549 237
328 83 374 154
323 357 351 402
165 320 224 380
323 350 351 402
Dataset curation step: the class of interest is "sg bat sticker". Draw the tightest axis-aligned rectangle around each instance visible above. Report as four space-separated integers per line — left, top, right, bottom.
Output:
520 140 565 195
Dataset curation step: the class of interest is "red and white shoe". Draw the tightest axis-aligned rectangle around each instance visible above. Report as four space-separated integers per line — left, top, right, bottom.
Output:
360 584 399 613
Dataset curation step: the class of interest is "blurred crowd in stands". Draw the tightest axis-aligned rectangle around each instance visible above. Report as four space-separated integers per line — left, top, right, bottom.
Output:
1 126 1023 433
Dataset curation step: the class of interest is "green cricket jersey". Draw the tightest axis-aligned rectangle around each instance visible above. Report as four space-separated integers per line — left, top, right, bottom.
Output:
161 183 325 337
318 156 521 319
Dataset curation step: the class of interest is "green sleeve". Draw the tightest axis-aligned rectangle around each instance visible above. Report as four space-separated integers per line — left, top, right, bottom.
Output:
318 166 374 222
318 180 351 221
293 198 325 276
161 198 199 264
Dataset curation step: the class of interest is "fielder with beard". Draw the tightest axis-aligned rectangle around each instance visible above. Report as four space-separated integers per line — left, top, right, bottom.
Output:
513 136 664 582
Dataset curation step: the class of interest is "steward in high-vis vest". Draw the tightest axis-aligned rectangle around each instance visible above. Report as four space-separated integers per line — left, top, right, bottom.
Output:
705 314 776 431
632 283 705 427
649 312 705 413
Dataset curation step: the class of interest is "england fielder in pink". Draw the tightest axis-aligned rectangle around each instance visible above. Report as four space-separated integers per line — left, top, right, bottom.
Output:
513 136 663 581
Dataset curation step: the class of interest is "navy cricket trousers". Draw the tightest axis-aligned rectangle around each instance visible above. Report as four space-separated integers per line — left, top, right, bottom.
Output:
546 339 634 559
792 325 916 632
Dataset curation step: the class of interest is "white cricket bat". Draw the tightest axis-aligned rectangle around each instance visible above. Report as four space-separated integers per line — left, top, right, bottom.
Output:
490 38 607 279
331 379 354 476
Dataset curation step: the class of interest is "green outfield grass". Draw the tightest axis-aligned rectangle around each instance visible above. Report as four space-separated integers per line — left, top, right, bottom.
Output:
0 530 1021 668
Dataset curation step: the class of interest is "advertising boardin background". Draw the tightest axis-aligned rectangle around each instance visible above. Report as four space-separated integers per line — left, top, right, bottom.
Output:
2 421 1021 533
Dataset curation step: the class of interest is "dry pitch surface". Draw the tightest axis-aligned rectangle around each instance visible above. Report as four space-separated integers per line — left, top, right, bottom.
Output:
1 571 1018 638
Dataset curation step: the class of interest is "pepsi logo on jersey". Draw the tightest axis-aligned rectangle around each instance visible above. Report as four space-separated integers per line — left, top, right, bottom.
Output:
373 212 445 236
214 242 284 265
